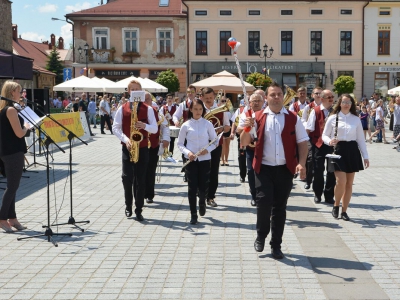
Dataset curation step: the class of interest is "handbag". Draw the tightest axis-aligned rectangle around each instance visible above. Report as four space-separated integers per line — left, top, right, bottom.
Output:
326 113 341 160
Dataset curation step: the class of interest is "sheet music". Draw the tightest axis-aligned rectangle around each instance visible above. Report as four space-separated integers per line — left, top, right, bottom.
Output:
18 106 46 126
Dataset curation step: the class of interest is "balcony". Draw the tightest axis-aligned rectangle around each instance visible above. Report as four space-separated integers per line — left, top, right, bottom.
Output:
121 52 141 63
89 48 115 63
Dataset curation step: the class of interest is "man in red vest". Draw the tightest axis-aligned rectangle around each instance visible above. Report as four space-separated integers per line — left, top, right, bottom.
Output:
241 82 308 259
289 86 309 114
112 80 158 221
306 89 336 204
161 94 177 155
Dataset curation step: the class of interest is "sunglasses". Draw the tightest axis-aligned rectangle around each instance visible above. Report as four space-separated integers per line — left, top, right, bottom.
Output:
221 100 226 103
187 90 195 93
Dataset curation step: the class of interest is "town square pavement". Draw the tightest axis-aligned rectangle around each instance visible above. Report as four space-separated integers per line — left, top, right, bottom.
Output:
1 127 400 300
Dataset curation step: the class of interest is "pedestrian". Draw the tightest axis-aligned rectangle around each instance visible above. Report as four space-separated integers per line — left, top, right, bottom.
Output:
99 96 113 134
0 81 29 233
368 99 389 144
88 97 97 128
72 97 79 112
392 96 400 143
79 93 94 136
359 105 371 140
230 99 246 183
161 94 177 155
322 94 369 221
240 82 308 259
219 96 233 166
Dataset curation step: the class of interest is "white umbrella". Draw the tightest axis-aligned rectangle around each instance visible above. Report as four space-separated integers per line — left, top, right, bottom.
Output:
388 86 400 95
104 76 168 93
142 78 168 93
53 75 105 92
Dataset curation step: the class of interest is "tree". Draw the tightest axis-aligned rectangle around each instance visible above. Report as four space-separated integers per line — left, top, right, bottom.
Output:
155 69 179 93
333 75 356 95
46 46 64 85
245 72 273 91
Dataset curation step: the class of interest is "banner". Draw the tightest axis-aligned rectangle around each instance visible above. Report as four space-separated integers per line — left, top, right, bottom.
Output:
40 112 85 143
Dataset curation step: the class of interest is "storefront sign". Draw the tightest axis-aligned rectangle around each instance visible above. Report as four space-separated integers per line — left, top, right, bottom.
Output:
379 67 400 72
95 70 140 77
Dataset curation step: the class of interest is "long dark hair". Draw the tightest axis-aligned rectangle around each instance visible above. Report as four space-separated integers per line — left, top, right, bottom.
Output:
332 93 357 116
188 99 206 119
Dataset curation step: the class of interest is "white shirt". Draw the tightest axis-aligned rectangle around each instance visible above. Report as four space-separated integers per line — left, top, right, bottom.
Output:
393 104 400 126
253 107 309 166
289 100 308 112
300 102 320 128
173 99 192 124
99 100 110 116
306 104 332 132
375 106 383 120
322 112 369 159
157 110 170 141
112 103 158 144
177 117 217 161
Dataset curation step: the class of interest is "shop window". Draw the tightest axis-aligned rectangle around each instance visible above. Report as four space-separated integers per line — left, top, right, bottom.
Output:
157 28 173 54
340 31 352 55
220 31 231 55
374 73 388 93
196 31 207 55
248 31 260 55
281 31 292 55
310 31 322 55
378 31 390 55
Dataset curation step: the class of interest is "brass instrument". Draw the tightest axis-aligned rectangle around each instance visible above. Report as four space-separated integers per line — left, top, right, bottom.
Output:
298 109 304 118
129 101 143 163
204 99 233 128
283 85 297 108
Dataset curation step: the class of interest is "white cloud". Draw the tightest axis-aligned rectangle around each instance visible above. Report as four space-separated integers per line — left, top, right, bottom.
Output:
65 2 93 13
20 32 47 43
38 3 58 13
23 5 32 9
60 24 73 48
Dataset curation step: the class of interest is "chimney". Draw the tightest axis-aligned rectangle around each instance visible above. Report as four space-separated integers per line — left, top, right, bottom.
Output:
50 34 56 47
58 37 64 50
49 43 53 50
12 24 18 41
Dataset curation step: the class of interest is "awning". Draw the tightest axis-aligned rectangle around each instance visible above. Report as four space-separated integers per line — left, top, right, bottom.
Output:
0 49 33 80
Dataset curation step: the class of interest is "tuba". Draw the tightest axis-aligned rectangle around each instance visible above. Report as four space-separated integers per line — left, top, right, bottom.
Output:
283 85 297 108
204 99 233 128
129 101 144 163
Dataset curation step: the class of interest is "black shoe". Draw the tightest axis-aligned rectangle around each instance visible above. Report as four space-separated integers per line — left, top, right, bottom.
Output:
240 178 245 183
190 215 198 225
314 196 321 203
304 184 310 190
341 212 350 221
110 131 113 135
146 198 153 204
207 199 218 207
325 198 335 204
135 214 144 222
254 238 265 252
101 132 106 134
183 176 187 182
271 248 284 259
199 205 206 216
332 206 339 218
251 199 256 207
125 205 132 217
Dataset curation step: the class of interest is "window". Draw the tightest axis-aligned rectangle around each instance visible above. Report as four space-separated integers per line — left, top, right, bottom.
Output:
93 27 109 49
281 10 293 15
338 71 354 77
159 0 169 7
220 10 232 16
220 31 231 55
157 29 173 54
378 31 390 55
310 31 322 55
375 73 388 92
340 9 352 15
195 10 207 16
249 10 260 15
311 9 323 15
340 31 352 55
281 31 292 55
379 7 391 15
248 31 260 55
196 31 207 55
123 28 138 53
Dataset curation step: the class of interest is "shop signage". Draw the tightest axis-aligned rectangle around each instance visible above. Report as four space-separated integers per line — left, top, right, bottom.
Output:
95 70 140 77
220 62 295 73
379 67 400 72
150 70 174 76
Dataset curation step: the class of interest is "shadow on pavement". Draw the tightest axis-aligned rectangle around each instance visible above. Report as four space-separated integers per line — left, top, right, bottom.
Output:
286 218 342 229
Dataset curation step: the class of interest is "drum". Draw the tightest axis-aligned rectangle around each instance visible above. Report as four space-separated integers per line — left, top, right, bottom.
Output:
169 126 180 138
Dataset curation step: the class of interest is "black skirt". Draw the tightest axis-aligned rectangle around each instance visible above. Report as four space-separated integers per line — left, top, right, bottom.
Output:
327 141 364 173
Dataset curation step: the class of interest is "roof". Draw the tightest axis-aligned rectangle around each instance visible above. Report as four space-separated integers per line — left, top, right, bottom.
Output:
33 64 56 76
45 49 73 61
13 38 50 69
66 0 186 18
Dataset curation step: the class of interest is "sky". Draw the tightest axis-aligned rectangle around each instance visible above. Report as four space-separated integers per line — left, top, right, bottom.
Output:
12 1 100 48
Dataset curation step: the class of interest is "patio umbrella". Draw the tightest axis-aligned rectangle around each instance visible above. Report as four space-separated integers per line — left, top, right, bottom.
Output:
105 76 168 93
388 86 400 95
53 75 105 92
191 70 256 93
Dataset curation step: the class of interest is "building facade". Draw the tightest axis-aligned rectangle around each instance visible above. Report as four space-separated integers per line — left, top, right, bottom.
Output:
364 1 400 98
184 0 367 98
67 0 187 92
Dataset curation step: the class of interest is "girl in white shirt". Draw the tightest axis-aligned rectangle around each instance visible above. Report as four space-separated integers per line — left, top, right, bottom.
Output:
177 99 217 224
322 94 370 221
368 99 389 144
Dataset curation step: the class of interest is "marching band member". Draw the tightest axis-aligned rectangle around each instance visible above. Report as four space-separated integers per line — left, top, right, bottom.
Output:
112 80 158 222
144 92 170 204
220 95 233 166
177 99 217 225
289 87 309 114
202 87 231 207
306 89 336 204
240 82 308 259
161 93 177 155
230 101 246 182
236 93 264 206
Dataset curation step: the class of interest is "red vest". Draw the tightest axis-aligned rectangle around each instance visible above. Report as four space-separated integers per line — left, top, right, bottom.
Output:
310 106 326 148
252 110 298 175
149 108 160 148
207 111 224 146
163 104 176 126
293 101 309 114
122 102 150 148
182 100 191 122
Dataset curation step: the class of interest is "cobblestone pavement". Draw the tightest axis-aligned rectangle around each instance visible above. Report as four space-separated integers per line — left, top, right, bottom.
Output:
0 127 399 300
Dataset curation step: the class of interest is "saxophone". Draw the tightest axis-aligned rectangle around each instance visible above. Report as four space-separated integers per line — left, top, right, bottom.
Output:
283 85 297 108
129 101 143 163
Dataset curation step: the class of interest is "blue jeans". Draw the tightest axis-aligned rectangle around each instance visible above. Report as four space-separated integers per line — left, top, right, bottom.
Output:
373 116 382 141
89 113 97 127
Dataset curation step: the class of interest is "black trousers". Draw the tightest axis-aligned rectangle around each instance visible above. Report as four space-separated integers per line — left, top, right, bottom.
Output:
255 164 293 249
312 144 336 199
85 112 93 135
145 146 159 201
246 149 256 201
169 137 175 154
101 114 112 133
208 145 222 200
186 159 211 216
306 141 314 186
237 135 247 180
122 146 149 215
0 152 24 220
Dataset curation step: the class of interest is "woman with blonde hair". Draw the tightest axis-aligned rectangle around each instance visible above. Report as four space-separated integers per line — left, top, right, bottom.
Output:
0 81 30 233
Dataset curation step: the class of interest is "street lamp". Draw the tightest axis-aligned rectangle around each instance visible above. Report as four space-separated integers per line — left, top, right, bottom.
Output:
78 43 94 77
257 43 274 78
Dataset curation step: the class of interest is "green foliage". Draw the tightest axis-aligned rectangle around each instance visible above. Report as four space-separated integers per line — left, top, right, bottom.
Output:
46 47 64 84
155 69 179 93
245 72 272 90
333 75 356 95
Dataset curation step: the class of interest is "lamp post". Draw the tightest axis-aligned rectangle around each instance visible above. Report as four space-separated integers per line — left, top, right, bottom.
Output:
78 43 94 77
257 43 274 78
